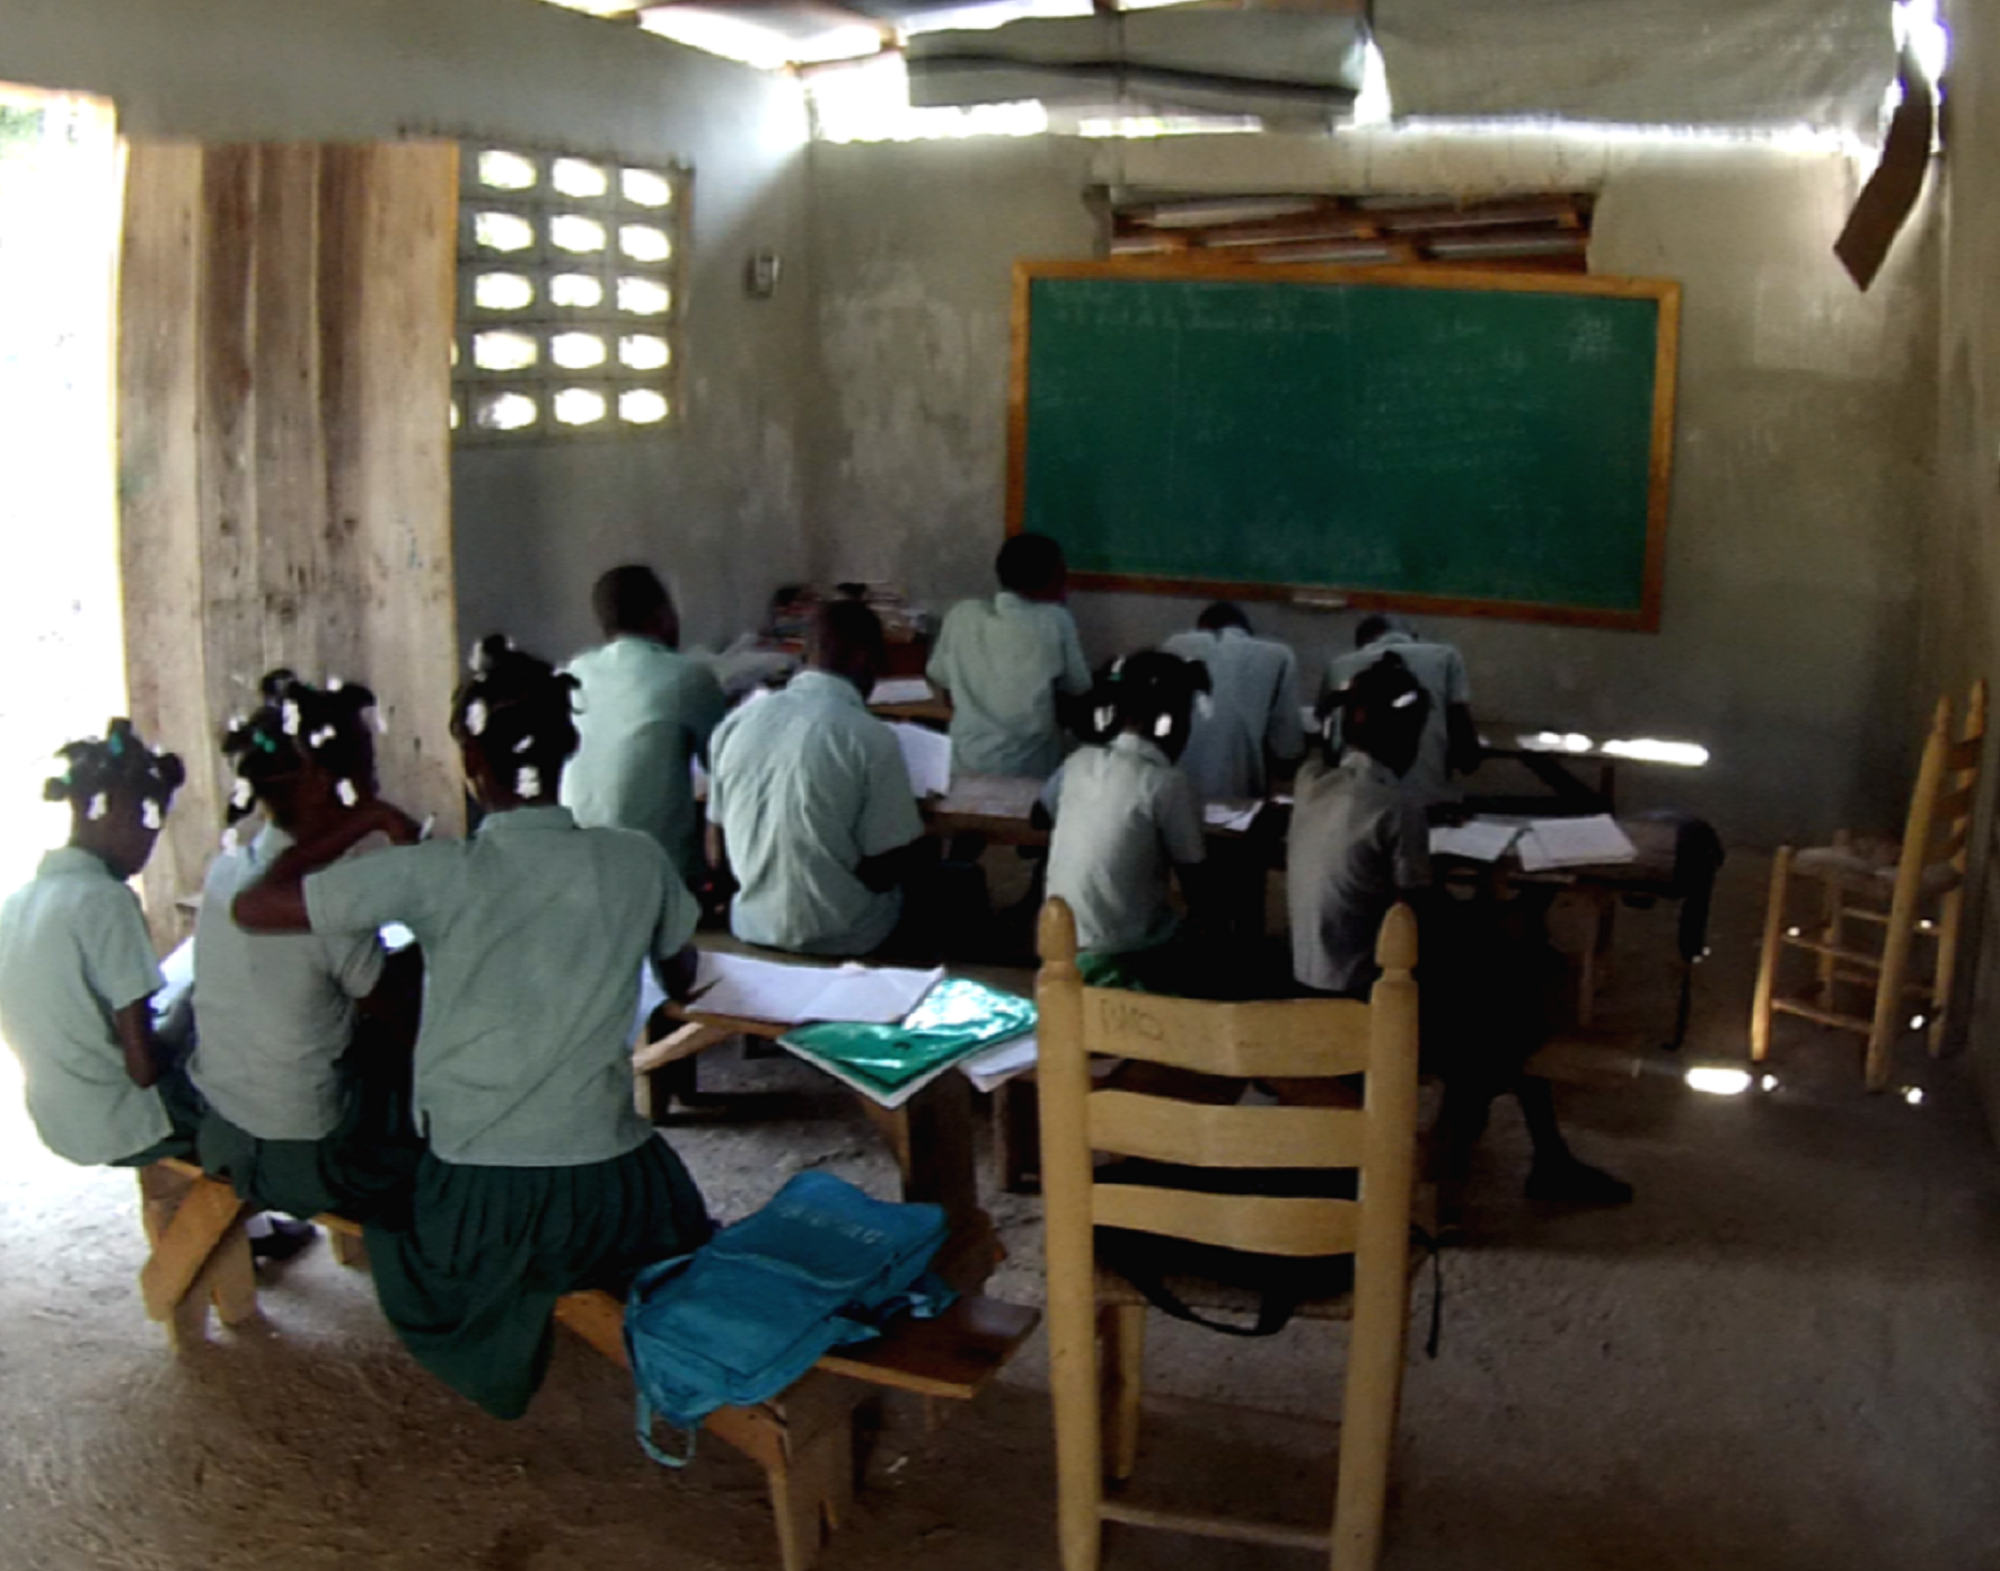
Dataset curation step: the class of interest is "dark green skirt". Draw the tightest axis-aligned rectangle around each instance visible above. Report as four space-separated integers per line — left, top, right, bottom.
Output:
112 1062 204 1168
365 1137 712 1421
195 1025 420 1223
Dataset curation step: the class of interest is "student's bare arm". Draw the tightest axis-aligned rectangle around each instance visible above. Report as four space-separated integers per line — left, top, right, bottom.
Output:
234 800 422 933
357 947 424 1040
1447 703 1482 777
114 999 163 1089
856 836 926 894
653 942 699 1003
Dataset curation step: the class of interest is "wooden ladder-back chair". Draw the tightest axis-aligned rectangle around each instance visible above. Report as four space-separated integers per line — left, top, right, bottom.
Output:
1035 897 1420 1571
1752 679 1988 1090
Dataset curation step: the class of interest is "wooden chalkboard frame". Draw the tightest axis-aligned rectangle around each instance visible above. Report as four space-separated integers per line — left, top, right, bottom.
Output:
1006 258 1681 632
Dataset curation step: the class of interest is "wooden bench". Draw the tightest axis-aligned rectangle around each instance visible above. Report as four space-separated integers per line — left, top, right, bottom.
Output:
137 1157 1038 1571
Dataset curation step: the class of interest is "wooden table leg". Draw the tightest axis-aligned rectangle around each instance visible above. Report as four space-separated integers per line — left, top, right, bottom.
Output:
862 1075 996 1291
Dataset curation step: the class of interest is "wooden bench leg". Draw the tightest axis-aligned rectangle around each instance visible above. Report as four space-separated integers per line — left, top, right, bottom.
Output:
139 1164 254 1332
329 1229 368 1269
768 1375 864 1571
554 1293 862 1571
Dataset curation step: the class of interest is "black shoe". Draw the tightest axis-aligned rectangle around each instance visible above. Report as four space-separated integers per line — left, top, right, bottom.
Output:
1524 1158 1634 1207
249 1216 318 1263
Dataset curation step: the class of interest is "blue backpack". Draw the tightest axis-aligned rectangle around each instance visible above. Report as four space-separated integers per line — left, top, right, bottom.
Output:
624 1170 956 1466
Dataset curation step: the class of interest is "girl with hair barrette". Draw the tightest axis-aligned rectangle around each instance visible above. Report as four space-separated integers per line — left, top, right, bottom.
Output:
1038 649 1221 995
233 635 712 1420
0 718 196 1167
189 670 423 1238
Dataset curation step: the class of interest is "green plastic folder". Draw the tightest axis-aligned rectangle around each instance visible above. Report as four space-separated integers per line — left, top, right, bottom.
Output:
779 978 1037 1109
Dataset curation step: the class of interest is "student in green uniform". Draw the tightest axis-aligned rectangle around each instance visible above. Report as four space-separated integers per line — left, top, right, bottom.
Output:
233 636 711 1421
707 600 928 958
0 719 193 1167
190 671 421 1226
561 565 728 890
1161 600 1305 802
927 532 1090 778
1324 613 1480 812
1040 651 1214 993
1287 654 1631 1216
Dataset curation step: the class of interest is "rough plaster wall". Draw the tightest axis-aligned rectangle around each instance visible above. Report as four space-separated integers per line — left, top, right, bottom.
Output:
1924 0 2000 1110
807 129 1938 845
804 137 1097 600
0 0 814 660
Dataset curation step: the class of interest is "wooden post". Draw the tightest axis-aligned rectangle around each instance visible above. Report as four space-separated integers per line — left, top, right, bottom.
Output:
1037 899 1104 1571
1868 700 1951 1090
1331 903 1418 1571
1750 848 1793 1064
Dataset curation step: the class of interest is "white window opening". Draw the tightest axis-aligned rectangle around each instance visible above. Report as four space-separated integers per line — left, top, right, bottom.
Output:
454 144 686 441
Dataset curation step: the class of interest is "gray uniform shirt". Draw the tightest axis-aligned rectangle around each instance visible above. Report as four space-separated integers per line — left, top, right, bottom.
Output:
928 592 1090 778
305 807 695 1167
1044 732 1206 956
191 824 386 1141
707 672 924 957
561 636 728 885
1161 626 1305 801
1287 751 1431 995
0 847 168 1164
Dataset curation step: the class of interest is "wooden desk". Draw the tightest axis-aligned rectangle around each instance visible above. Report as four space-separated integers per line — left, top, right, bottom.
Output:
1474 723 1623 815
920 771 1267 851
870 696 953 727
1436 816 1711 1042
637 997 1000 1292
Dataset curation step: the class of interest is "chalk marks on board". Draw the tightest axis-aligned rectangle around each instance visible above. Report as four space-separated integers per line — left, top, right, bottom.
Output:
1015 268 1675 621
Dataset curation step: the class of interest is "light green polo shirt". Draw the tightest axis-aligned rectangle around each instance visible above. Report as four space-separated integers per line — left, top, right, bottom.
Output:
303 807 696 1167
1044 733 1206 956
1325 631 1472 809
561 635 728 884
927 591 1090 777
1161 626 1306 801
707 671 924 956
190 825 386 1142
0 846 168 1165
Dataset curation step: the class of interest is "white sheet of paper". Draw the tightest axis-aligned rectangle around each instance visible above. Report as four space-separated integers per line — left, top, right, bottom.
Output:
959 1033 1039 1093
887 720 953 798
1202 802 1260 832
689 950 945 1025
869 677 935 706
1429 819 1521 862
631 962 668 1046
1516 815 1638 871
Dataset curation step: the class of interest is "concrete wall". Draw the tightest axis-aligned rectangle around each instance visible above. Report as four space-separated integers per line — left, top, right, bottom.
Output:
807 128 1940 845
1923 3 2000 1106
0 0 814 661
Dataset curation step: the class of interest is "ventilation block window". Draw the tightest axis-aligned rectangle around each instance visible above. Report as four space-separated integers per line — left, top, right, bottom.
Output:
454 144 687 442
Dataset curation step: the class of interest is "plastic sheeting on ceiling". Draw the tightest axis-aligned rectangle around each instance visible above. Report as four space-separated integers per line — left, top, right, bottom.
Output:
1372 0 1895 139
904 10 1368 118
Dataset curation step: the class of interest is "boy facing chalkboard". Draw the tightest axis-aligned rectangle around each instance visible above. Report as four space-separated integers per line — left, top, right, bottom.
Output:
1324 614 1480 812
928 533 1090 778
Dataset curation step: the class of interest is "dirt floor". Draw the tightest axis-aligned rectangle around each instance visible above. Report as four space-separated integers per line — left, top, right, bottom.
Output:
4 850 2000 1570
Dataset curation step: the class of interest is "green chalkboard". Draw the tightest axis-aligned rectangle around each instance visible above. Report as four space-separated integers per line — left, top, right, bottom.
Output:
1007 262 1679 630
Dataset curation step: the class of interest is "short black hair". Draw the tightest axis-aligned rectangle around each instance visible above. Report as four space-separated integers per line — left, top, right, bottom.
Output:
452 635 581 801
45 719 184 824
1198 600 1250 633
996 533 1066 596
1082 649 1211 746
1355 613 1409 648
221 670 379 824
593 565 672 638
811 599 886 667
